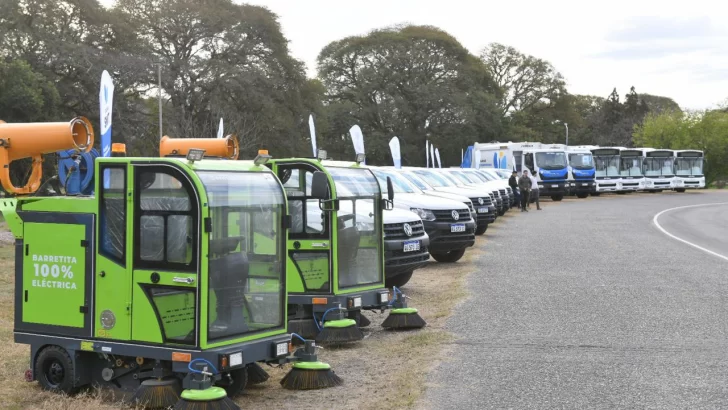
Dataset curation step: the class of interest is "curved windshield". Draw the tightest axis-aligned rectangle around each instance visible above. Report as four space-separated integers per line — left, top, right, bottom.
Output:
675 158 703 176
477 170 498 181
328 167 382 288
465 171 488 182
620 157 643 177
569 153 594 169
643 158 674 177
449 171 477 185
535 152 568 170
594 156 620 177
371 169 418 194
492 170 511 179
401 171 433 191
412 169 451 187
198 171 285 341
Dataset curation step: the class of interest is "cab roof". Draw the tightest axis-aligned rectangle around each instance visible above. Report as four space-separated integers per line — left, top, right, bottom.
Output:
97 157 270 172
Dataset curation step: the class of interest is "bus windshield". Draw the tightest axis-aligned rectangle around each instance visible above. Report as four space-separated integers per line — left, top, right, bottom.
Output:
675 158 703 176
594 156 620 177
643 158 674 177
620 157 643 177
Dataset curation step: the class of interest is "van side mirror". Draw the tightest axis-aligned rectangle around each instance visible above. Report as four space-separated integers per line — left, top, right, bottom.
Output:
311 171 330 199
386 176 395 202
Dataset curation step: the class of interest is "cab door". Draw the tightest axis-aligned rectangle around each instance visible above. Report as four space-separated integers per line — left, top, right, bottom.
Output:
130 163 200 346
269 161 332 295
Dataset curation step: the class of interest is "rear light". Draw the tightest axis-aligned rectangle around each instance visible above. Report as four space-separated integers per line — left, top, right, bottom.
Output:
172 352 191 362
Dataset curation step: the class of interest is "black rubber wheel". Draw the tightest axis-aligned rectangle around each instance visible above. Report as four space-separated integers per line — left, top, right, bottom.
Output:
218 367 248 398
617 191 627 195
497 208 506 216
576 193 588 199
385 270 414 288
675 188 686 192
430 248 466 263
551 195 564 201
656 189 663 193
475 224 488 235
591 192 601 197
35 346 76 394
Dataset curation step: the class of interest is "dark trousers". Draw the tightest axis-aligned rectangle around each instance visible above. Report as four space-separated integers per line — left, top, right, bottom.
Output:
520 190 530 210
531 189 540 209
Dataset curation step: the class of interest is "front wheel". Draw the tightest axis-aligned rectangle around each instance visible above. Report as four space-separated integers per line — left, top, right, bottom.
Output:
675 188 686 192
218 367 248 398
386 270 414 288
551 195 564 201
475 224 488 235
576 193 589 199
591 192 601 197
35 346 77 395
430 248 466 263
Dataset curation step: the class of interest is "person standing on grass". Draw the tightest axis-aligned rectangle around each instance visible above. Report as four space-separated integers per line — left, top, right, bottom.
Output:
529 170 542 210
509 170 520 204
518 170 531 212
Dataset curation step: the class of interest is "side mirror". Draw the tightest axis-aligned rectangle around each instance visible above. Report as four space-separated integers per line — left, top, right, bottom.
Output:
311 171 330 200
386 176 395 202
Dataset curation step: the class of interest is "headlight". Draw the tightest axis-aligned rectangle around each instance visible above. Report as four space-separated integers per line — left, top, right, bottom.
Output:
379 291 389 303
275 342 289 357
538 185 544 189
229 352 243 367
410 208 436 221
348 296 362 308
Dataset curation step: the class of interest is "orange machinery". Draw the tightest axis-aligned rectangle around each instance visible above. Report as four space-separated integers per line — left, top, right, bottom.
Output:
159 135 239 160
0 117 94 195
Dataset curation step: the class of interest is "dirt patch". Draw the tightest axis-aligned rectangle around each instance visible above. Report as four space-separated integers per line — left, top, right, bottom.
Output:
0 227 486 409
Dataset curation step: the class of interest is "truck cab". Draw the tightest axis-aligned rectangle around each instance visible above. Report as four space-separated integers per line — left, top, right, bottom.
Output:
521 148 569 201
565 147 596 198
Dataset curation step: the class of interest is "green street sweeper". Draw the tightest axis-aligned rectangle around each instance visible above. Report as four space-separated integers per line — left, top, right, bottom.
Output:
0 119 340 409
267 152 426 344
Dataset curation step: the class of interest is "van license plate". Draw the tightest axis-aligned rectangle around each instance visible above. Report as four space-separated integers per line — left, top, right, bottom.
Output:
552 184 558 188
403 240 420 252
477 207 488 213
451 224 466 233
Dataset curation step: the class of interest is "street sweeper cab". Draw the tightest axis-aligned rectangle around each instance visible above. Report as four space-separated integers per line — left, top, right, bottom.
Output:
267 153 425 344
0 119 330 406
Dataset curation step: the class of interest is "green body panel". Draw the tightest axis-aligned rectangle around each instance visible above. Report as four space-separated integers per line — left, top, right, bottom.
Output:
22 222 86 328
95 256 132 340
391 307 418 314
0 198 23 238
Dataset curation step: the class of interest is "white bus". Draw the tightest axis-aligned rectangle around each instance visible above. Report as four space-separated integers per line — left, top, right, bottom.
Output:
673 150 705 191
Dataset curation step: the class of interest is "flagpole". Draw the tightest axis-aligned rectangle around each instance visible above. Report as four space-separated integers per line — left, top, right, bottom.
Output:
158 63 163 140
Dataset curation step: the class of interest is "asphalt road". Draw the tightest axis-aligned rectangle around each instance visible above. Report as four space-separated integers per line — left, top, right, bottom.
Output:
424 191 728 409
654 201 728 261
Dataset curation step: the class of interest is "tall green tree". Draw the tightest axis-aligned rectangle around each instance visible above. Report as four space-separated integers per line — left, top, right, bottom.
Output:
634 110 728 184
317 25 501 166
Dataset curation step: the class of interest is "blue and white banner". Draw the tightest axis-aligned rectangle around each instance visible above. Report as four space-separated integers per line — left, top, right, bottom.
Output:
309 115 317 157
99 70 114 157
217 118 224 138
349 125 365 164
435 148 441 168
389 136 401 168
430 143 435 169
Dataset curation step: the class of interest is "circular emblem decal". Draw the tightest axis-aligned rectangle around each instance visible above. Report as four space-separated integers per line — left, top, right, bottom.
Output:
478 197 484 205
451 210 460 221
403 223 413 237
100 310 116 330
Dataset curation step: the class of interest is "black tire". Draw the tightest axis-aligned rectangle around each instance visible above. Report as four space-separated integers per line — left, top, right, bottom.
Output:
430 248 466 263
551 195 564 201
675 188 686 192
576 193 588 199
385 270 414 288
498 208 506 216
475 223 488 235
656 189 663 193
35 346 77 395
218 367 248 398
591 192 601 197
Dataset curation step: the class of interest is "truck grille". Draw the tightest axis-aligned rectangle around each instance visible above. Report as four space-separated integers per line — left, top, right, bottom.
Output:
384 220 425 240
432 209 470 222
499 188 506 196
385 247 430 266
469 197 492 207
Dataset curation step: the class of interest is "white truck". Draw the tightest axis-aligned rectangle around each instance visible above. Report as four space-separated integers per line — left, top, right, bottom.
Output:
673 150 705 191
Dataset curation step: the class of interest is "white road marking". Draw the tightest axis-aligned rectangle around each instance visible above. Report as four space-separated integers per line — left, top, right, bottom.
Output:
653 202 728 262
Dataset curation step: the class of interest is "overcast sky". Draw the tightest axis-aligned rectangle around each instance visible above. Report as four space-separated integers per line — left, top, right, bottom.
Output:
101 0 728 110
